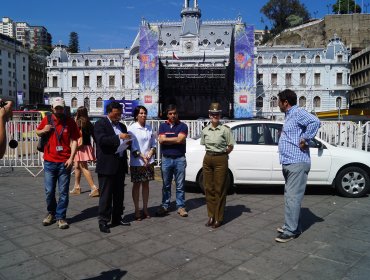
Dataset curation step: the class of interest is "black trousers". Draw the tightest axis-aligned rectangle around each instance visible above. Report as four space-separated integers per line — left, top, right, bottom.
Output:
97 161 125 224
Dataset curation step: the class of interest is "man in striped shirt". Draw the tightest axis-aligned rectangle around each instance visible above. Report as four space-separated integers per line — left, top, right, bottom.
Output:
275 89 321 243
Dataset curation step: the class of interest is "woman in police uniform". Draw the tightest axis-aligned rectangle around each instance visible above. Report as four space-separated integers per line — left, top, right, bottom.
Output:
201 103 235 228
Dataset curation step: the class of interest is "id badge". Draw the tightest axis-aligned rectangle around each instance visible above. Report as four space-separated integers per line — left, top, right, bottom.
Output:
56 146 63 152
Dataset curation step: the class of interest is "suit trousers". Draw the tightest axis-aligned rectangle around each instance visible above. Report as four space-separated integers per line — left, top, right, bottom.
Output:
97 160 126 224
203 154 228 222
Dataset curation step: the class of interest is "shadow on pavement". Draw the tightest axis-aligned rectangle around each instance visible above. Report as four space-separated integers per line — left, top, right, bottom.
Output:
69 206 98 223
82 269 127 280
224 204 251 224
301 207 325 231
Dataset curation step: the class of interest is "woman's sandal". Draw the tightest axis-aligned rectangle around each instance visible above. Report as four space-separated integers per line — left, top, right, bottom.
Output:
135 211 142 221
143 211 151 219
70 187 81 195
89 187 99 197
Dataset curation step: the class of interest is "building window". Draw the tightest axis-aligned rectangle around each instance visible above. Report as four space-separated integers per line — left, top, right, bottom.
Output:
256 96 263 108
301 56 306 63
85 60 89 66
110 59 114 66
52 59 57 66
336 97 342 108
271 73 277 86
97 75 102 87
285 73 292 86
300 73 306 86
109 75 115 87
84 76 90 87
23 83 26 90
314 73 321 86
272 56 277 64
313 96 321 108
338 55 343 62
336 73 343 85
96 97 103 108
23 57 25 63
72 76 77 88
286 56 292 63
72 60 77 67
97 60 102 66
315 55 320 63
299 96 306 107
71 97 77 108
257 73 263 85
270 96 278 107
257 56 263 64
121 75 125 87
84 97 90 110
23 66 26 71
135 68 140 84
52 76 58 87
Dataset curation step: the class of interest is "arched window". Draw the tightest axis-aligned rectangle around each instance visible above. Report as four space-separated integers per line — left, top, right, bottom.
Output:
52 59 57 66
286 56 292 63
336 97 342 108
109 97 115 101
301 56 306 63
85 59 89 66
315 55 320 63
84 97 90 111
270 96 278 107
96 97 102 108
299 96 306 107
72 60 77 67
257 56 263 64
272 55 277 64
97 60 101 66
256 96 263 108
313 96 321 108
71 97 77 108
110 59 114 66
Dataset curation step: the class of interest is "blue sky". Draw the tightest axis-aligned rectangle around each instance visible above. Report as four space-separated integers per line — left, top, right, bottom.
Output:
3 0 337 51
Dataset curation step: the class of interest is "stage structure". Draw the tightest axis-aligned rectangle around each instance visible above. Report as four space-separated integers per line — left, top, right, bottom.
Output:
134 0 255 119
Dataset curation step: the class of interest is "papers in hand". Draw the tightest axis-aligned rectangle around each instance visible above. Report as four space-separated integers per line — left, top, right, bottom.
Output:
116 139 131 154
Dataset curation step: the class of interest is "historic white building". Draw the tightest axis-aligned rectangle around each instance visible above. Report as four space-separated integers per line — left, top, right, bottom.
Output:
44 47 140 114
256 35 351 119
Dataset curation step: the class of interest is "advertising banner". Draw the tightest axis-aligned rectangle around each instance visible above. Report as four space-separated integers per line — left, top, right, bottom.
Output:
139 24 159 118
17 91 24 106
103 100 140 118
234 24 255 118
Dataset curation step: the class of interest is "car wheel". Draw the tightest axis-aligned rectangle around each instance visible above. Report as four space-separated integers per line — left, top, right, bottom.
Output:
197 169 234 194
335 167 370 198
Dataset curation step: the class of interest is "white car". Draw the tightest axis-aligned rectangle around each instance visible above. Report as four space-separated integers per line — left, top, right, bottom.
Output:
185 120 370 198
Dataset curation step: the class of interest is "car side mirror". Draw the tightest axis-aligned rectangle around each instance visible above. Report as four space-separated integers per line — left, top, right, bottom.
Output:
315 141 324 149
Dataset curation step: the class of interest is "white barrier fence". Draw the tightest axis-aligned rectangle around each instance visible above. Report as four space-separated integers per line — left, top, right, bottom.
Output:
1 120 369 177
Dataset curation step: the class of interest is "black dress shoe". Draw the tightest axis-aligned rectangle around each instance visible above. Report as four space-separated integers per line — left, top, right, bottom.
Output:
205 217 214 227
111 219 131 226
212 221 223 229
99 223 110 233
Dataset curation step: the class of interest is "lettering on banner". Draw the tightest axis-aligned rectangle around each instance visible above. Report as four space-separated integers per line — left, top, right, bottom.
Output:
239 95 247 103
144 95 153 104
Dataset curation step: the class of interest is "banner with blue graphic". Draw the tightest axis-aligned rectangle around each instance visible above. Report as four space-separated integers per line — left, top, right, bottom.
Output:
234 24 255 118
103 100 140 118
139 24 159 118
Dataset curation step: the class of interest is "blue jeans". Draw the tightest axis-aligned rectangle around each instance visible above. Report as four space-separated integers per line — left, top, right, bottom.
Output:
282 162 311 236
161 156 186 209
44 160 72 220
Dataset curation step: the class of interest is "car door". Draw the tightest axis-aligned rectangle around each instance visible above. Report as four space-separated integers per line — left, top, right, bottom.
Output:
307 138 332 184
229 123 274 183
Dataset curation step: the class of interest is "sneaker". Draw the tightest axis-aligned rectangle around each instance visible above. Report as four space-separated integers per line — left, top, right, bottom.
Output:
276 227 284 233
57 219 69 229
177 208 188 217
155 206 169 216
42 214 55 226
275 233 298 243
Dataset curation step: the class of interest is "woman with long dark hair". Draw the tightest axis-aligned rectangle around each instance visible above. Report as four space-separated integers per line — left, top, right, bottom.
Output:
70 106 99 197
128 106 157 220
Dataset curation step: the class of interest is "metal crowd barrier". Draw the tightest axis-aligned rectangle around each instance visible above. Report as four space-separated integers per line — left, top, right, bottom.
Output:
1 119 369 177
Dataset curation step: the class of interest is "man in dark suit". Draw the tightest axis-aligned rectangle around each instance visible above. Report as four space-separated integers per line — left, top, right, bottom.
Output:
94 102 131 233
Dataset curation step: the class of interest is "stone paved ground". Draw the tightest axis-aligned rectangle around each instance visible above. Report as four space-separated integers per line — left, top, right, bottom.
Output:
1 167 370 280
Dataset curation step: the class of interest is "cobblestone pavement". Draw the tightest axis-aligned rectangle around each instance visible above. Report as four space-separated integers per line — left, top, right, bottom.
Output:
1 167 370 280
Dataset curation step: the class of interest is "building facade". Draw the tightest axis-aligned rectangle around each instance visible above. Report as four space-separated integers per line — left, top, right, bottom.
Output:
0 34 29 105
256 35 352 119
350 46 370 109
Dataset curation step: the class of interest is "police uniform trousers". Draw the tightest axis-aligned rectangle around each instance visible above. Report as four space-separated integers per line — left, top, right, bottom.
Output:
202 153 228 222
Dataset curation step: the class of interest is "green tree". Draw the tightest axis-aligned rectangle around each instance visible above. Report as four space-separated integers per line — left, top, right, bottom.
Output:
68 32 79 53
261 0 310 38
332 0 361 14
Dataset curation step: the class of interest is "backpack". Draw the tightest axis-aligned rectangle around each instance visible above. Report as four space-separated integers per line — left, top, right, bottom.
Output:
37 114 53 153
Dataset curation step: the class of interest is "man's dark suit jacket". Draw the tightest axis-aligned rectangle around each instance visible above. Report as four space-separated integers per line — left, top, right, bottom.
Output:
93 117 128 175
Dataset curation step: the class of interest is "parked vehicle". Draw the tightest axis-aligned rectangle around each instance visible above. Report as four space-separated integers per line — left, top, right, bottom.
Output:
185 120 370 198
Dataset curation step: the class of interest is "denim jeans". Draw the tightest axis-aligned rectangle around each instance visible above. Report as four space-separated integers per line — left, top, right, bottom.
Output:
44 160 72 220
282 162 311 236
161 156 186 209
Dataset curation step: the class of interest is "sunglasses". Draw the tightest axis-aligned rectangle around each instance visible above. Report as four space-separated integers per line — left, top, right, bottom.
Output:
210 113 221 117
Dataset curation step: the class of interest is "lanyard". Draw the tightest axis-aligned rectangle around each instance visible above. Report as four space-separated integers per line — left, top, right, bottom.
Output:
54 120 66 145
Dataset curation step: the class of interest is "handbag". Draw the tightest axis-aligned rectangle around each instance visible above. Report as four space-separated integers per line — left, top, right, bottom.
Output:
37 114 53 152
